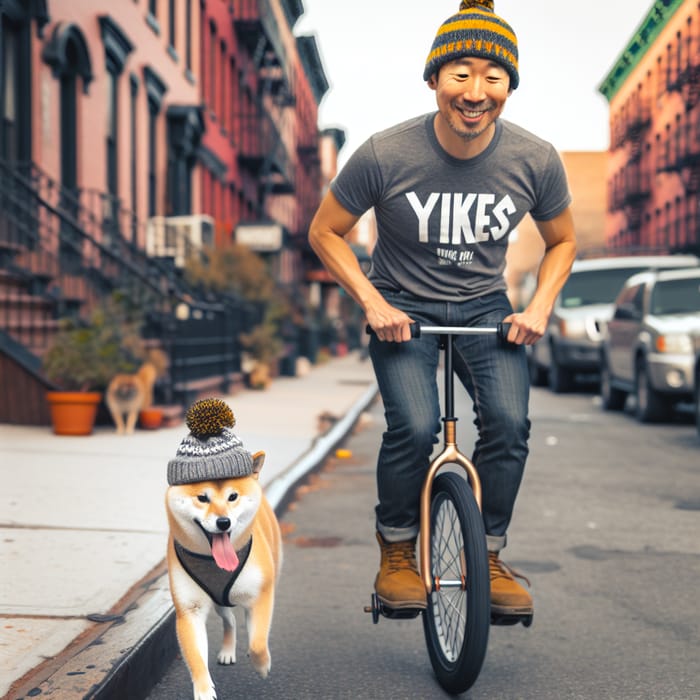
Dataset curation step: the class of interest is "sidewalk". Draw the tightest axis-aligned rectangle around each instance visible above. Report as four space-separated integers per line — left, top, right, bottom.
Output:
0 352 377 699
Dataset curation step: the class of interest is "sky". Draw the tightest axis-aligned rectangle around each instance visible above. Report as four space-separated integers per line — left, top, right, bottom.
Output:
295 0 657 166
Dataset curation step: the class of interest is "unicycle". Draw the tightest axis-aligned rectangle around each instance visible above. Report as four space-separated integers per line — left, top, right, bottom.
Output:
365 322 519 694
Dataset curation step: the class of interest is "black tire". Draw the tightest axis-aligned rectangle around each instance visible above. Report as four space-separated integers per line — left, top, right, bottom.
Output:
694 370 700 439
600 357 626 411
635 359 668 423
422 472 490 695
528 352 548 387
548 346 573 393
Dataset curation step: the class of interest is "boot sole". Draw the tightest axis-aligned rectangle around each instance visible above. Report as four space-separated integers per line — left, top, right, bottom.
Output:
376 593 427 611
490 603 534 627
490 603 533 615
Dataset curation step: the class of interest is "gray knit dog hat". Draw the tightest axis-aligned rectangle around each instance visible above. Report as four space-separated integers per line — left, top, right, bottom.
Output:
167 398 253 485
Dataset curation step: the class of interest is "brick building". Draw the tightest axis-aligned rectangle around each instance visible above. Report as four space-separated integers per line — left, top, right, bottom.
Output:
0 0 338 424
599 0 700 253
505 151 608 307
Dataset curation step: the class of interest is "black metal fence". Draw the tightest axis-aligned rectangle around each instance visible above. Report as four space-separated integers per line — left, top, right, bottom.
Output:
0 158 261 419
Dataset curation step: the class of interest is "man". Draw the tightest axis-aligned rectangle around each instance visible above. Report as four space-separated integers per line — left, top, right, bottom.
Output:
308 0 576 618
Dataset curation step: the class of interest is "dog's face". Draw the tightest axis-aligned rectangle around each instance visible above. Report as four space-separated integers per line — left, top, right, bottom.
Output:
109 377 141 402
166 453 265 571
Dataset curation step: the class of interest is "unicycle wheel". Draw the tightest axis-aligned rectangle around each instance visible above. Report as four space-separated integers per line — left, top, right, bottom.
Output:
422 472 490 695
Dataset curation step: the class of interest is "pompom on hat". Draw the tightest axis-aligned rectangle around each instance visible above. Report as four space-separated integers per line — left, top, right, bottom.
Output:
423 0 519 89
167 398 254 485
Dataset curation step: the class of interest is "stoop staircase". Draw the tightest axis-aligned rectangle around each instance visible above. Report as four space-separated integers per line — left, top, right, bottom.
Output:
0 160 257 426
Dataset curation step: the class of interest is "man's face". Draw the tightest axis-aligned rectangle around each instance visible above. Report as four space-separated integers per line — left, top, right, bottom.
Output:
428 57 511 147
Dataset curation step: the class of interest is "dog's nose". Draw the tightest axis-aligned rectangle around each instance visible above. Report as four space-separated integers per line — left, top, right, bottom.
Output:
216 517 231 531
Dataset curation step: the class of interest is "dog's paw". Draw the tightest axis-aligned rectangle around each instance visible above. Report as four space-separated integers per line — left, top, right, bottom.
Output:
193 684 217 700
217 649 236 665
249 648 271 679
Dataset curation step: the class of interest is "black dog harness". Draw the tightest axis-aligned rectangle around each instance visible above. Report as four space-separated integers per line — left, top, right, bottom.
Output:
174 537 253 607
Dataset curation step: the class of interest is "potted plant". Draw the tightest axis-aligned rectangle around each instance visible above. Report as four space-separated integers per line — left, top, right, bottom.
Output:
42 299 143 435
240 316 283 390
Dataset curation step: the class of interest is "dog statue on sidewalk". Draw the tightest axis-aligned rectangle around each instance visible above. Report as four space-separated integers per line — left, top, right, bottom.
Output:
106 348 168 434
165 398 282 700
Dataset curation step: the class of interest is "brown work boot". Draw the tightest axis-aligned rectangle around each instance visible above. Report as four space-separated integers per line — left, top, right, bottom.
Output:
374 533 427 609
489 552 533 616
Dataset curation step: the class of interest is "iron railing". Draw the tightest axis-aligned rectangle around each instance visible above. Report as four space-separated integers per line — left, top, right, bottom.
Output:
0 159 262 411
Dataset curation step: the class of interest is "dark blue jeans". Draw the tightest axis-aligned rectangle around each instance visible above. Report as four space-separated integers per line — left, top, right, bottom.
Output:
369 291 530 552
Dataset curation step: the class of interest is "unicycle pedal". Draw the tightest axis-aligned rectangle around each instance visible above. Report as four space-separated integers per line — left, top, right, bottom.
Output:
364 593 423 624
490 609 534 627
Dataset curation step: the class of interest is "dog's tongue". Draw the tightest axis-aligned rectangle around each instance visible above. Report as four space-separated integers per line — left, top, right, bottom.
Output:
211 533 239 571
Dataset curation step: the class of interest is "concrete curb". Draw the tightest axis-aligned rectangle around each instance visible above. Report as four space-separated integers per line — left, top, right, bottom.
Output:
18 383 378 700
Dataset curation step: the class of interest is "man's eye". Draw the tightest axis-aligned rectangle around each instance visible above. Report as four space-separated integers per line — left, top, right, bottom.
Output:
197 494 210 503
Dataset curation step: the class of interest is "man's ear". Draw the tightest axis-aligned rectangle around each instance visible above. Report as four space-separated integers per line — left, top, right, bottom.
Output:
427 74 438 91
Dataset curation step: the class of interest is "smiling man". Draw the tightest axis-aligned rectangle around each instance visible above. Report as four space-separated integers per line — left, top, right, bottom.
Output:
309 0 577 617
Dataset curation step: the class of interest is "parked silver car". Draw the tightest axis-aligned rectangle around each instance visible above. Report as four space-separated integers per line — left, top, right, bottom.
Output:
528 254 700 392
693 331 700 438
600 267 700 422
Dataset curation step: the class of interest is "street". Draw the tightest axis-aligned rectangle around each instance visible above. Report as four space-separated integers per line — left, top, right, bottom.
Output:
146 384 700 700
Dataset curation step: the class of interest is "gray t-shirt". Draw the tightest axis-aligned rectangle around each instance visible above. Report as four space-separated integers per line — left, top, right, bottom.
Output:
330 114 572 301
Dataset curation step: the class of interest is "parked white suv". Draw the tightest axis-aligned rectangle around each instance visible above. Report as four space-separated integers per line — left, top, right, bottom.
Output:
528 254 700 392
600 267 700 422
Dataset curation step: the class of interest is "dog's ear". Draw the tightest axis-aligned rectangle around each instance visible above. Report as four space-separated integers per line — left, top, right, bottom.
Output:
251 451 265 479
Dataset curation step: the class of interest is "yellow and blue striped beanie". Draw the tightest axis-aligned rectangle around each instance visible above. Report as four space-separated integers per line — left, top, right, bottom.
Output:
423 0 519 89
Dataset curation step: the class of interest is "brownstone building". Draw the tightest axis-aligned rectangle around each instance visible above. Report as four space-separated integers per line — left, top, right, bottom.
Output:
0 0 336 424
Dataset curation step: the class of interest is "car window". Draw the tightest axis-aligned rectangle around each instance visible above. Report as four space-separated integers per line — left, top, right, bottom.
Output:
632 284 645 313
561 267 647 307
650 278 700 315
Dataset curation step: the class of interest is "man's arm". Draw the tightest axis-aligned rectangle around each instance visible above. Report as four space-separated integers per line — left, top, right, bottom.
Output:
503 206 577 345
308 190 414 342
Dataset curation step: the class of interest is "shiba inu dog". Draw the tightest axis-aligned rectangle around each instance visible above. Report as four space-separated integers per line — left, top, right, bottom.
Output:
106 349 167 434
166 398 282 700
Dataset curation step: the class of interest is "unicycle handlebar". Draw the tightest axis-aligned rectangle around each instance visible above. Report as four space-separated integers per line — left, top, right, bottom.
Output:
366 321 512 340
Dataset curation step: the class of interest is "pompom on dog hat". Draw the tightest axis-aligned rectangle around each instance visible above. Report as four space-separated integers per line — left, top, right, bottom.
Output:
167 398 253 485
423 0 519 89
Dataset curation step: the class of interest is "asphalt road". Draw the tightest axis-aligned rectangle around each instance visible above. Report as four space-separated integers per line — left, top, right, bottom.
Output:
147 384 700 700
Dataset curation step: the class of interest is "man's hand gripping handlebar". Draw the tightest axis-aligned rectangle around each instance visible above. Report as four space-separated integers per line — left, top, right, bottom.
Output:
366 321 513 341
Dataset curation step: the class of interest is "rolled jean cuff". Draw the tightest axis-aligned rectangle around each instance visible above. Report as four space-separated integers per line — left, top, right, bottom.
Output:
486 533 507 553
377 521 419 543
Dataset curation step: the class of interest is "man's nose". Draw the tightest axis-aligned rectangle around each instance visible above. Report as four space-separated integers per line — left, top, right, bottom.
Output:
462 77 486 101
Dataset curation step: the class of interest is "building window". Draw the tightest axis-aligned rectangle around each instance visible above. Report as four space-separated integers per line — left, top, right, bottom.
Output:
209 20 216 114
129 74 139 234
106 68 119 204
185 0 192 73
148 107 157 217
143 66 168 217
168 0 175 48
99 16 134 238
220 40 227 128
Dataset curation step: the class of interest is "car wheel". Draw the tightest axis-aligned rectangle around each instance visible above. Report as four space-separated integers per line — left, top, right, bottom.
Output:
528 352 547 387
600 357 626 411
695 370 700 439
634 359 668 423
548 351 573 393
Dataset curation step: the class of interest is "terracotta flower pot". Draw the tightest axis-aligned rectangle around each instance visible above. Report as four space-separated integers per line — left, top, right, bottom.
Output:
139 407 164 430
46 391 102 436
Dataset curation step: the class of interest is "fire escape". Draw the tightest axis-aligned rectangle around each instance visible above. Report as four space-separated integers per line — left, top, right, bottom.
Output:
613 93 652 244
234 0 297 212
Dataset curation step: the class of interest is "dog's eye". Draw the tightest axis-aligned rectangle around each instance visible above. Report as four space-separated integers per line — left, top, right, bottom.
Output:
197 494 210 503
228 493 238 502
